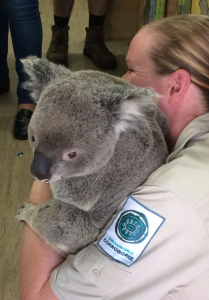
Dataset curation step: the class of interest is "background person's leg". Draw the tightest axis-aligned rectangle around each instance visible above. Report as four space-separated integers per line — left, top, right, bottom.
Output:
46 0 74 67
84 0 117 70
0 0 10 94
2 0 42 139
53 0 74 18
46 0 116 70
4 0 42 106
88 0 108 16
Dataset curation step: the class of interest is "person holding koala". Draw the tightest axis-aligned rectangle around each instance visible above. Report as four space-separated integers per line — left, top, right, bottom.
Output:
19 15 209 300
46 0 117 69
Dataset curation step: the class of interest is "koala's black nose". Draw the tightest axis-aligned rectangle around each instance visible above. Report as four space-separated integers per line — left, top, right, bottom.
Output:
30 151 52 181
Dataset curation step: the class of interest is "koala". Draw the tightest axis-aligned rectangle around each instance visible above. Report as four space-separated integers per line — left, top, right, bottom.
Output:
16 57 168 256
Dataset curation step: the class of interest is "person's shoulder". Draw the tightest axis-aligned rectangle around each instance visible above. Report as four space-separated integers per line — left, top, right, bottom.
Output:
144 134 209 205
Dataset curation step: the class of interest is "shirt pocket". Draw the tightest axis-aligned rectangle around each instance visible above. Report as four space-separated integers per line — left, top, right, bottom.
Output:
74 244 132 298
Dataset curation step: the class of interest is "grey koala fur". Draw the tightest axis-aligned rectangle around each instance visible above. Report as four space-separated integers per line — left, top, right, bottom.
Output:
16 56 168 256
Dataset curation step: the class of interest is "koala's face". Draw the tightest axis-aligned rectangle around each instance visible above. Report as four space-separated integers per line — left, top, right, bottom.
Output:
29 80 121 183
22 57 160 183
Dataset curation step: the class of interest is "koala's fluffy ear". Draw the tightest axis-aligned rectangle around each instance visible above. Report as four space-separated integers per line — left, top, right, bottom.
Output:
21 56 71 103
106 85 161 136
114 100 146 135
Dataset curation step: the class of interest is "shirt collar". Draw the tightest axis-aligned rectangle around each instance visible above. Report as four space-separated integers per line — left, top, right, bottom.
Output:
167 113 209 163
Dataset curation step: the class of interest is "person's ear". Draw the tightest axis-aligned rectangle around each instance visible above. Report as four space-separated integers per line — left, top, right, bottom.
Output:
168 69 191 102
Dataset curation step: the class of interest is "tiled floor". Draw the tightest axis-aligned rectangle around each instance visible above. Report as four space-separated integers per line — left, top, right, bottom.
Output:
0 1 131 299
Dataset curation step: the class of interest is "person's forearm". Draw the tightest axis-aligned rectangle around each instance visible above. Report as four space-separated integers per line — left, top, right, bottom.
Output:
19 181 65 300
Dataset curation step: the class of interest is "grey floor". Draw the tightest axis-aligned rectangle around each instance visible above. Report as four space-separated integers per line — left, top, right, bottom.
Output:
0 1 130 299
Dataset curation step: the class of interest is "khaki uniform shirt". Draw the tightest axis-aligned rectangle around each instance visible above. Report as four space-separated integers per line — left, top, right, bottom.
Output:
50 113 209 300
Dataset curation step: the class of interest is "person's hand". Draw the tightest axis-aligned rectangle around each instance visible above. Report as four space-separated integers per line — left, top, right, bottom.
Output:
28 180 52 205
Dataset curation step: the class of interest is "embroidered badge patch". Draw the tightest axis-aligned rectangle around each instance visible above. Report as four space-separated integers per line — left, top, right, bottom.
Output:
98 196 165 267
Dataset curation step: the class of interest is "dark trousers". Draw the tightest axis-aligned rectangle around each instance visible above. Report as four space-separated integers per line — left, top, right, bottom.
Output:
0 0 42 103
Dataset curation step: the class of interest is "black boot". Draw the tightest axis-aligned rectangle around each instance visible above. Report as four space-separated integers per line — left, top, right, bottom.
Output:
0 77 10 95
13 109 33 140
83 27 117 70
46 25 69 67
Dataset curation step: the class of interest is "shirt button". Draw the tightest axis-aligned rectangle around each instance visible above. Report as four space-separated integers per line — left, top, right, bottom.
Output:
92 269 100 277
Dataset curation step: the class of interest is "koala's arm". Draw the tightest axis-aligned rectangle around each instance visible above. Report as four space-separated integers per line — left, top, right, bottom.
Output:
17 184 100 256
19 180 63 300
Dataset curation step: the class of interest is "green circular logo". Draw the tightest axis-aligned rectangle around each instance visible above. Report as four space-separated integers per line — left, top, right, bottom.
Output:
115 210 149 244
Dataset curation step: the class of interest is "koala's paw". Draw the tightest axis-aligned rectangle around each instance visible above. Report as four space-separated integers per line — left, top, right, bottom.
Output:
16 202 37 225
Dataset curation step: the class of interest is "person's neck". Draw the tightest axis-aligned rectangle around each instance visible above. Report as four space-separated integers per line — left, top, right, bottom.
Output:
166 110 206 152
166 120 186 152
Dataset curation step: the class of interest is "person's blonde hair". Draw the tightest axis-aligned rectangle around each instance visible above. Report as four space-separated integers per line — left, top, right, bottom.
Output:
146 14 209 108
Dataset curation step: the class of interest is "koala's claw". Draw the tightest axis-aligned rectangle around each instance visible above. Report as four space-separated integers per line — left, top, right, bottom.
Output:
16 202 36 224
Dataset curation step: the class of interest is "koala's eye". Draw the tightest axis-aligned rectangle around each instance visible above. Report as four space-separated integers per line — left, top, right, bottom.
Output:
32 136 35 142
68 152 76 159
